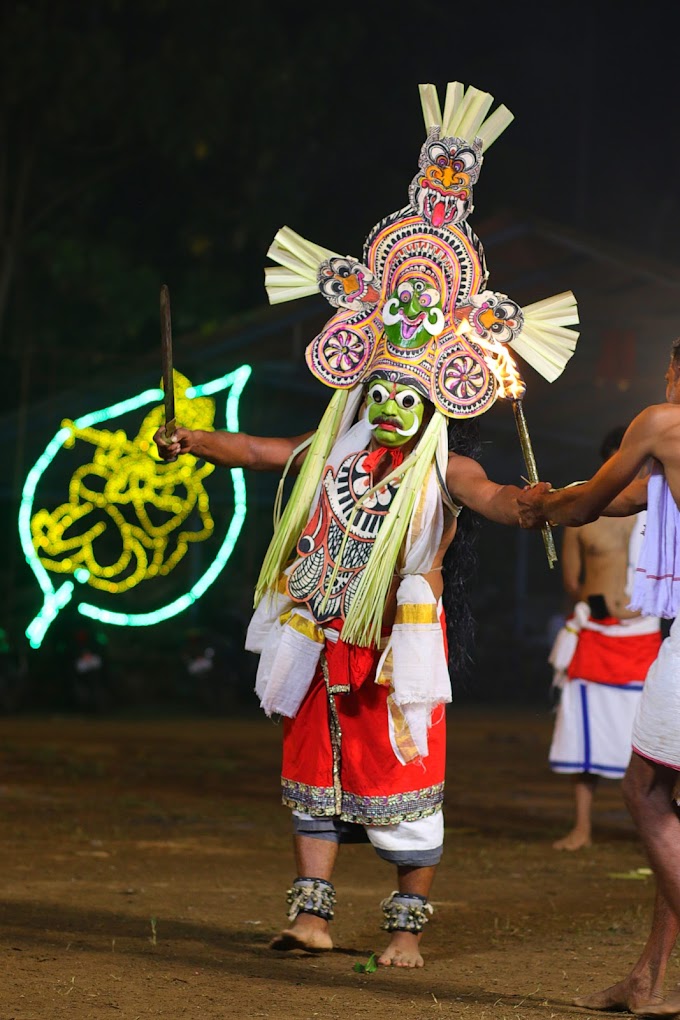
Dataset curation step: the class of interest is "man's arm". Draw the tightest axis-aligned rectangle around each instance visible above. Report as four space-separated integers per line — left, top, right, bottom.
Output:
518 405 665 528
600 476 649 517
153 427 314 472
446 453 530 524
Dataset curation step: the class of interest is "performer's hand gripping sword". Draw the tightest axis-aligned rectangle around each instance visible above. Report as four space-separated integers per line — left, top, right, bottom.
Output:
160 284 178 463
512 398 558 569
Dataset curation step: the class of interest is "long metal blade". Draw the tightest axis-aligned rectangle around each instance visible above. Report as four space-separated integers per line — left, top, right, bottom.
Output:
160 284 176 440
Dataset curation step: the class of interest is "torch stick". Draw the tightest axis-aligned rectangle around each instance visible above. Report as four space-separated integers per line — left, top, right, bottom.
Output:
160 284 178 462
512 398 558 569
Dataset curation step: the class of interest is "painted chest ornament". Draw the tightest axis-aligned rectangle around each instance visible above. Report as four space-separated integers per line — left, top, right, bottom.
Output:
287 449 400 622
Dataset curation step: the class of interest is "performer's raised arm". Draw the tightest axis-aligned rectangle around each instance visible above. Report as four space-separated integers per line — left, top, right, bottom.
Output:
153 426 313 472
446 451 548 525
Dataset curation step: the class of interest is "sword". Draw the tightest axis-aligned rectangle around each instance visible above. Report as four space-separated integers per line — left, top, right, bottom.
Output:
160 284 178 462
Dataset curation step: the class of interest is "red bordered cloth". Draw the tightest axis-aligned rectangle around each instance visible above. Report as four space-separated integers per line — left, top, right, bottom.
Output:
281 618 446 823
567 616 661 686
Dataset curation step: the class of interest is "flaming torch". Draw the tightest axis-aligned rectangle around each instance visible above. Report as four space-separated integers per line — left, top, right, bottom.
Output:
511 398 557 568
463 322 558 568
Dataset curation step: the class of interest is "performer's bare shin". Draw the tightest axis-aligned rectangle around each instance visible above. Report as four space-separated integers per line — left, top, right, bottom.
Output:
378 864 436 970
270 835 339 952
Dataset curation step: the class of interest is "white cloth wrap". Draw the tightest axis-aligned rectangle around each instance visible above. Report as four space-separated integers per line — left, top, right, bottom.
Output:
253 606 325 718
293 809 443 853
376 460 448 761
245 585 293 655
550 678 643 778
365 811 443 853
378 576 450 763
626 511 647 599
632 616 680 770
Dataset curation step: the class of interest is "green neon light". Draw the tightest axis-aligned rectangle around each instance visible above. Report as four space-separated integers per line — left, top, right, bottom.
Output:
25 581 74 649
20 366 252 646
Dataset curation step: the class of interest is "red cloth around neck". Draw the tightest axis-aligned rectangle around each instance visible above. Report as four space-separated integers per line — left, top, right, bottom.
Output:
363 446 405 475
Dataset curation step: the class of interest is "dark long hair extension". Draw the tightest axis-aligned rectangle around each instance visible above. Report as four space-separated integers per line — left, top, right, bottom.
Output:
442 417 482 679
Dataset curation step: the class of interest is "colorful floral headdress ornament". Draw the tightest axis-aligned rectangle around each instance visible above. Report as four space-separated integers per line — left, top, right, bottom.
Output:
254 82 579 637
265 81 580 416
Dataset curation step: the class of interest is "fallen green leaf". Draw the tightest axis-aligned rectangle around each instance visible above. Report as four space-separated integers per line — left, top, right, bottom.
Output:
608 868 653 880
353 952 378 974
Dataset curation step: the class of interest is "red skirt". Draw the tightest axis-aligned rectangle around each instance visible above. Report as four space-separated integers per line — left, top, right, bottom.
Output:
281 623 446 826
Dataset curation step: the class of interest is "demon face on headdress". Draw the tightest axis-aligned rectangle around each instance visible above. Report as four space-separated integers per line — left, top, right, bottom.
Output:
318 256 381 312
408 128 484 228
264 81 579 417
466 291 524 345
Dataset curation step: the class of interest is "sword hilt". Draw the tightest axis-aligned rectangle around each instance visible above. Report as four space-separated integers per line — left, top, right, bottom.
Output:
160 285 178 463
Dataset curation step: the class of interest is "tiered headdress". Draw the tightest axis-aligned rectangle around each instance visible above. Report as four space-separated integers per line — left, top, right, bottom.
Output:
265 82 579 412
254 82 579 642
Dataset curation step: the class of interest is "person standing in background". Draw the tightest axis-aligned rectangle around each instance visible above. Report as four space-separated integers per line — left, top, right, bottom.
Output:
547 427 661 850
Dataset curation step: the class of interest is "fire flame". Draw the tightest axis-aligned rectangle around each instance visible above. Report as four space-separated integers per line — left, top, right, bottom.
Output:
454 319 526 399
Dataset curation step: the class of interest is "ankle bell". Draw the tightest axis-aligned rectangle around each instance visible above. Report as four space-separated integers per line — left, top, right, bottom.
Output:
286 877 336 922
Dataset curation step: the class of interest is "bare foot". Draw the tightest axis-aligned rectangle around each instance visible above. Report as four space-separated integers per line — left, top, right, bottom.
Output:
632 991 680 1017
269 913 333 953
574 977 663 1012
553 828 592 851
377 931 424 969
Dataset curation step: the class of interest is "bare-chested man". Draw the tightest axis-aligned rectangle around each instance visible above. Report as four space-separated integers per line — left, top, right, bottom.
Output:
519 337 680 1014
548 427 661 851
155 384 525 970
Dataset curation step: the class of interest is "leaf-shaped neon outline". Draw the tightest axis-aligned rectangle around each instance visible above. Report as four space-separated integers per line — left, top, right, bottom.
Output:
20 365 251 648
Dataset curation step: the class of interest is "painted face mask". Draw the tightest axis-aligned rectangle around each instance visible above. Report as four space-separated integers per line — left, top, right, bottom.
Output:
366 380 425 447
382 278 445 349
408 131 483 228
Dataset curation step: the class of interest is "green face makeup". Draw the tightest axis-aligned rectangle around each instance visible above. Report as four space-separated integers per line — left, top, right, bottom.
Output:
366 380 425 447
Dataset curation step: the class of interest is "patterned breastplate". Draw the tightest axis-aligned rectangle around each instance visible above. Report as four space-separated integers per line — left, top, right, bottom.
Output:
286 450 399 623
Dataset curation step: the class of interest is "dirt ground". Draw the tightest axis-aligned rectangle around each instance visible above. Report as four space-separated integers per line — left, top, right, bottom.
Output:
0 706 673 1020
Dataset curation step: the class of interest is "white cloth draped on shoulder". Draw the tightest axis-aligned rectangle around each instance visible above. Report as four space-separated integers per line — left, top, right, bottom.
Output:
629 468 680 619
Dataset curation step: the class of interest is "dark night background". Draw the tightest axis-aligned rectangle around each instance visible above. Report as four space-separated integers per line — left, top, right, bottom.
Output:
2 0 679 713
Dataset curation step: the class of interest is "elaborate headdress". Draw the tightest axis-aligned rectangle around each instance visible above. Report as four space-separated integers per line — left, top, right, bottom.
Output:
255 82 579 643
265 82 579 410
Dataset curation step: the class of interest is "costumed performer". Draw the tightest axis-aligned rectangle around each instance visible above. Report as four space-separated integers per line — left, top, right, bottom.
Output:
548 427 661 850
518 338 680 1014
155 80 580 969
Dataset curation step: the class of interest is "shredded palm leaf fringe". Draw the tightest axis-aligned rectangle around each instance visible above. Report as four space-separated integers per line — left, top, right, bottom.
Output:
264 226 339 305
419 82 514 150
254 388 349 607
509 291 580 383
